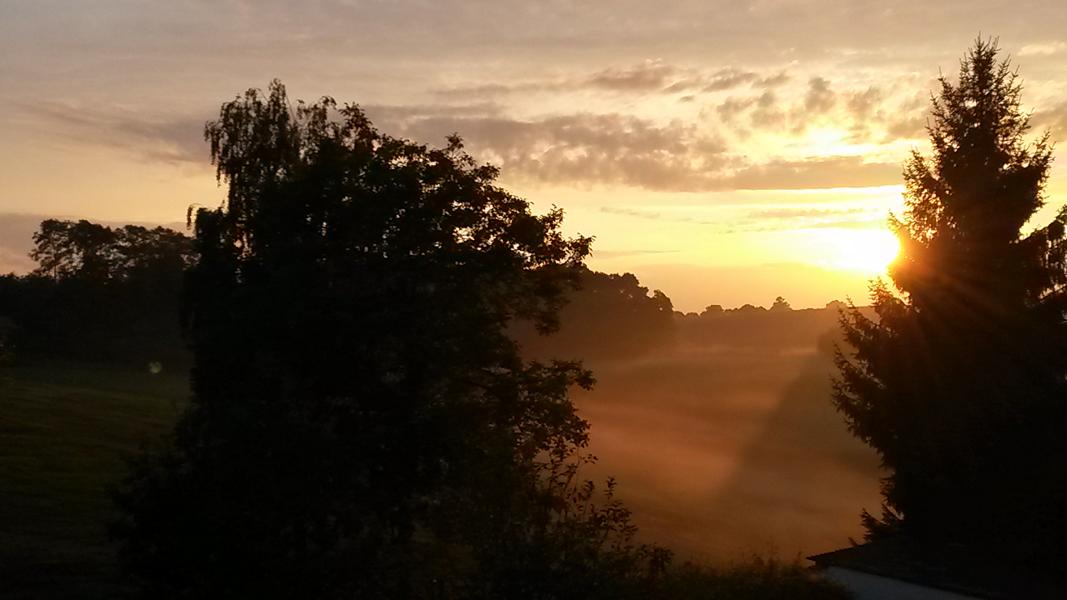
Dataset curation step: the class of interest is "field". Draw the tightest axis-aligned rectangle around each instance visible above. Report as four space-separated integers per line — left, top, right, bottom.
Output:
577 343 881 561
0 310 881 596
0 362 188 599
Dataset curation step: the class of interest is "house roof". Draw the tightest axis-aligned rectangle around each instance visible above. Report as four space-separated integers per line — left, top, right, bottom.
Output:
809 539 1067 600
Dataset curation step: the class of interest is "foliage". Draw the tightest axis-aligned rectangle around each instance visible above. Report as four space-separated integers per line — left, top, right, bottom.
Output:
30 219 195 283
658 558 850 600
112 81 669 598
0 221 194 365
834 39 1067 568
770 296 791 312
515 268 675 360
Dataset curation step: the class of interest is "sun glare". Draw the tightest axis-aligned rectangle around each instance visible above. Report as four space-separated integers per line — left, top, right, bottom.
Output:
818 228 900 274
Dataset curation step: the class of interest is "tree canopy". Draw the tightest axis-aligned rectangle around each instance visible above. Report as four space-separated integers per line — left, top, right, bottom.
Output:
834 39 1067 569
0 220 194 364
112 81 672 598
513 269 675 360
30 219 195 283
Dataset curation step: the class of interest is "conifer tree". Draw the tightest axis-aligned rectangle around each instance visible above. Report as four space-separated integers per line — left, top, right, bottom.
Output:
834 39 1067 567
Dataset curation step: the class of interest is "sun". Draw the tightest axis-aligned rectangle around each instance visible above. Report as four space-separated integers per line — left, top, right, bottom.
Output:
817 228 901 274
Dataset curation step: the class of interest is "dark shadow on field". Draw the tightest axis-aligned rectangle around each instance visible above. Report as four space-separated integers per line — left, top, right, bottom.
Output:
566 318 882 564
701 339 881 561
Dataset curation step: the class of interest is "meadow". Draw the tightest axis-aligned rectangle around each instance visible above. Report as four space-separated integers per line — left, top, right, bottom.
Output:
578 341 881 560
0 362 187 599
0 307 879 596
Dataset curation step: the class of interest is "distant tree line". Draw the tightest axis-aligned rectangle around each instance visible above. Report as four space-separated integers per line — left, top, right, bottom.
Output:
0 218 685 370
692 295 795 317
0 219 194 367
513 269 675 360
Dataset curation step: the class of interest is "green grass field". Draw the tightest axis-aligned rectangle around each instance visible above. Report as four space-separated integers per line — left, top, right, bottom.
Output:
0 361 188 599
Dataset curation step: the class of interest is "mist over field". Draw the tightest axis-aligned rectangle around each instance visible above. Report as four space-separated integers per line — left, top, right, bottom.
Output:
522 302 882 560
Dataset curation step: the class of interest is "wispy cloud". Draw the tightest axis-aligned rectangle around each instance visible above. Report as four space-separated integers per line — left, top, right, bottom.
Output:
714 79 929 141
17 102 210 165
1032 101 1067 141
599 203 888 234
377 106 901 191
592 248 680 259
1019 41 1067 56
434 61 792 99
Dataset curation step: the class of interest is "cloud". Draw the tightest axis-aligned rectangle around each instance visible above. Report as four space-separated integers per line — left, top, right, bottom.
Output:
755 72 791 89
747 206 871 220
435 61 791 98
715 79 930 142
1031 101 1067 141
600 206 664 220
714 90 787 131
586 60 681 91
599 204 889 233
591 248 679 259
884 115 927 141
664 68 763 94
363 102 506 120
725 156 900 190
714 88 802 132
743 206 887 231
17 92 903 194
845 87 882 121
1019 41 1067 56
380 111 737 191
18 102 209 165
598 206 723 226
803 77 836 114
378 104 902 191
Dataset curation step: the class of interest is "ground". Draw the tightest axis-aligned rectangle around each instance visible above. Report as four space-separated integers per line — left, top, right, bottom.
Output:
0 361 187 599
0 315 878 596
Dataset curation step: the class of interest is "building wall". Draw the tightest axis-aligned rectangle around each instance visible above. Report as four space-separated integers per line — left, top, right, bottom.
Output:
823 567 983 600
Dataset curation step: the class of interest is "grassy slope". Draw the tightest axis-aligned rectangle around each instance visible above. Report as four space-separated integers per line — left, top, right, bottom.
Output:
0 362 187 599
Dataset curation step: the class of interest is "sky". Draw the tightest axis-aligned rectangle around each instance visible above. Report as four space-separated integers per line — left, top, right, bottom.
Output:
3 1 1067 311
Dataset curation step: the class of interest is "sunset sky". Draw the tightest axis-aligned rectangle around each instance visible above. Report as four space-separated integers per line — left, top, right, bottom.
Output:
3 1 1067 310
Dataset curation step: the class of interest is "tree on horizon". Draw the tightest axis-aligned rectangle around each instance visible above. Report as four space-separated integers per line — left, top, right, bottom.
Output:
834 38 1067 569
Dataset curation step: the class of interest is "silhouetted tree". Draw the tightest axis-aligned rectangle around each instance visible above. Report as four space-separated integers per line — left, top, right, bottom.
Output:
113 81 667 598
31 219 118 281
834 39 1067 568
701 304 724 317
514 269 675 360
0 220 194 364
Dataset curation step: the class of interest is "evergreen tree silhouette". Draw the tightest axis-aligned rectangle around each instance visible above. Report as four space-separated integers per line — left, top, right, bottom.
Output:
834 39 1067 569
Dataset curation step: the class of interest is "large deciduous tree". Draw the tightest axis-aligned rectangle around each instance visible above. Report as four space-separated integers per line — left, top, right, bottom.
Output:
834 39 1067 568
113 81 665 598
